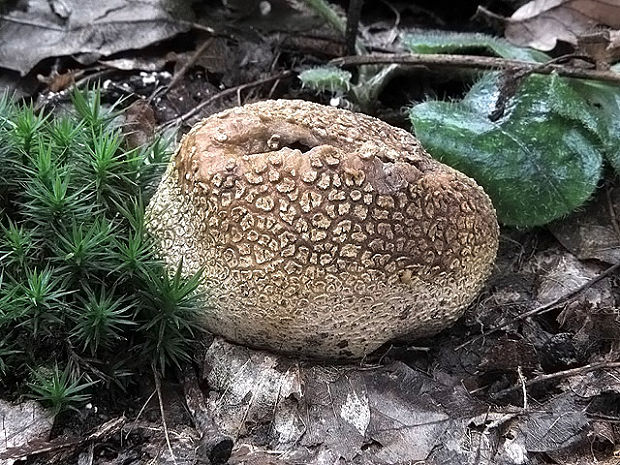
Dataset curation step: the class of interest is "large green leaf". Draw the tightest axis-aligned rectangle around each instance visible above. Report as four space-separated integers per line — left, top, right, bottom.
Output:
409 73 603 227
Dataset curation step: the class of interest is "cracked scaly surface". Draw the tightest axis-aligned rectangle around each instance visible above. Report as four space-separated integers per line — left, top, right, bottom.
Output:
146 99 499 358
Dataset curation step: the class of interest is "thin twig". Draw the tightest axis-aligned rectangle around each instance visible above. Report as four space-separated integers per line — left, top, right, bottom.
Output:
0 417 126 460
493 361 620 400
456 262 620 351
330 53 620 84
345 0 364 56
517 366 527 411
124 388 157 440
153 365 176 465
158 71 294 130
157 38 214 99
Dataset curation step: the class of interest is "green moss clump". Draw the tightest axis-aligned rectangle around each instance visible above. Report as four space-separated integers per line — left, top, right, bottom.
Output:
0 88 203 414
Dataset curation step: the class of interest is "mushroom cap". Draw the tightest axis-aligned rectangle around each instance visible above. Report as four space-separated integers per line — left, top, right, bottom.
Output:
146 99 499 359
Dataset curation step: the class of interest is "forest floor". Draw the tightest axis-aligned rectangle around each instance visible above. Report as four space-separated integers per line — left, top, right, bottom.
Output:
1 0 619 464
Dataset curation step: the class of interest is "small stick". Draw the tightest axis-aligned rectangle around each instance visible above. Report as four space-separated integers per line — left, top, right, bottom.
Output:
345 0 364 56
517 366 527 410
158 38 214 98
493 361 620 400
153 365 176 465
124 389 157 440
330 53 620 84
0 417 126 460
456 262 620 351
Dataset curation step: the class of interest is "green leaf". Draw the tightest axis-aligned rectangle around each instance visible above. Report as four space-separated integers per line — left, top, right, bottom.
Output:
299 66 352 94
0 220 39 270
17 267 72 336
402 31 550 62
566 78 620 175
409 73 603 227
9 102 49 155
52 219 114 276
71 86 119 131
22 171 94 228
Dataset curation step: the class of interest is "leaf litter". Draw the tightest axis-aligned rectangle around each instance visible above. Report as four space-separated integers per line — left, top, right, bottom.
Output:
0 2 619 464
480 0 620 51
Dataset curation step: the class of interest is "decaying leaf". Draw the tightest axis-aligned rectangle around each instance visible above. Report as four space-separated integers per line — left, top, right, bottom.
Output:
0 0 194 76
123 100 156 150
201 338 510 464
197 336 620 464
37 69 84 92
0 400 53 460
524 249 611 306
576 30 620 69
548 185 620 264
485 0 620 51
521 393 588 452
479 336 540 374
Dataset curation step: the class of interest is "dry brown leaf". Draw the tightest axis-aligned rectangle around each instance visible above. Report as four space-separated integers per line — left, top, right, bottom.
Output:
504 0 620 51
548 185 620 265
36 69 84 93
576 30 620 68
123 100 156 150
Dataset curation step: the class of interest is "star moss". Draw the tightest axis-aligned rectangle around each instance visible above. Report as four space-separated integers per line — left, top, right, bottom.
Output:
0 88 203 412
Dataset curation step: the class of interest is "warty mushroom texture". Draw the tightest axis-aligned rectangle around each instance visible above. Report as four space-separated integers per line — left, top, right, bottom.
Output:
146 99 499 359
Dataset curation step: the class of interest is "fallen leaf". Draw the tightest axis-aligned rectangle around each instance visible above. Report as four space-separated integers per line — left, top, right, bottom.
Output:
522 393 588 452
123 100 156 150
548 184 620 264
479 336 540 374
37 69 83 92
576 30 620 69
0 0 194 76
201 338 521 465
489 0 620 51
0 400 53 460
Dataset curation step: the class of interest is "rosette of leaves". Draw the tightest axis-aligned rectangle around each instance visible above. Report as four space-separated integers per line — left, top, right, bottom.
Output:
407 33 620 227
0 88 204 412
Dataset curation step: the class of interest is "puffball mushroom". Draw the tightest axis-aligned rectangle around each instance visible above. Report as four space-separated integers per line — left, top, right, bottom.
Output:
146 99 499 359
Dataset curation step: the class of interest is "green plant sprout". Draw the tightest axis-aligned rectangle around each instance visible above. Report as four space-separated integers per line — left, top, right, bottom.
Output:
28 364 94 416
0 87 204 414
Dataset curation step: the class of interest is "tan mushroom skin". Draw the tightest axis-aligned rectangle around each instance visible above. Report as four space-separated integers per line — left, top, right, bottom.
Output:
146 99 499 359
